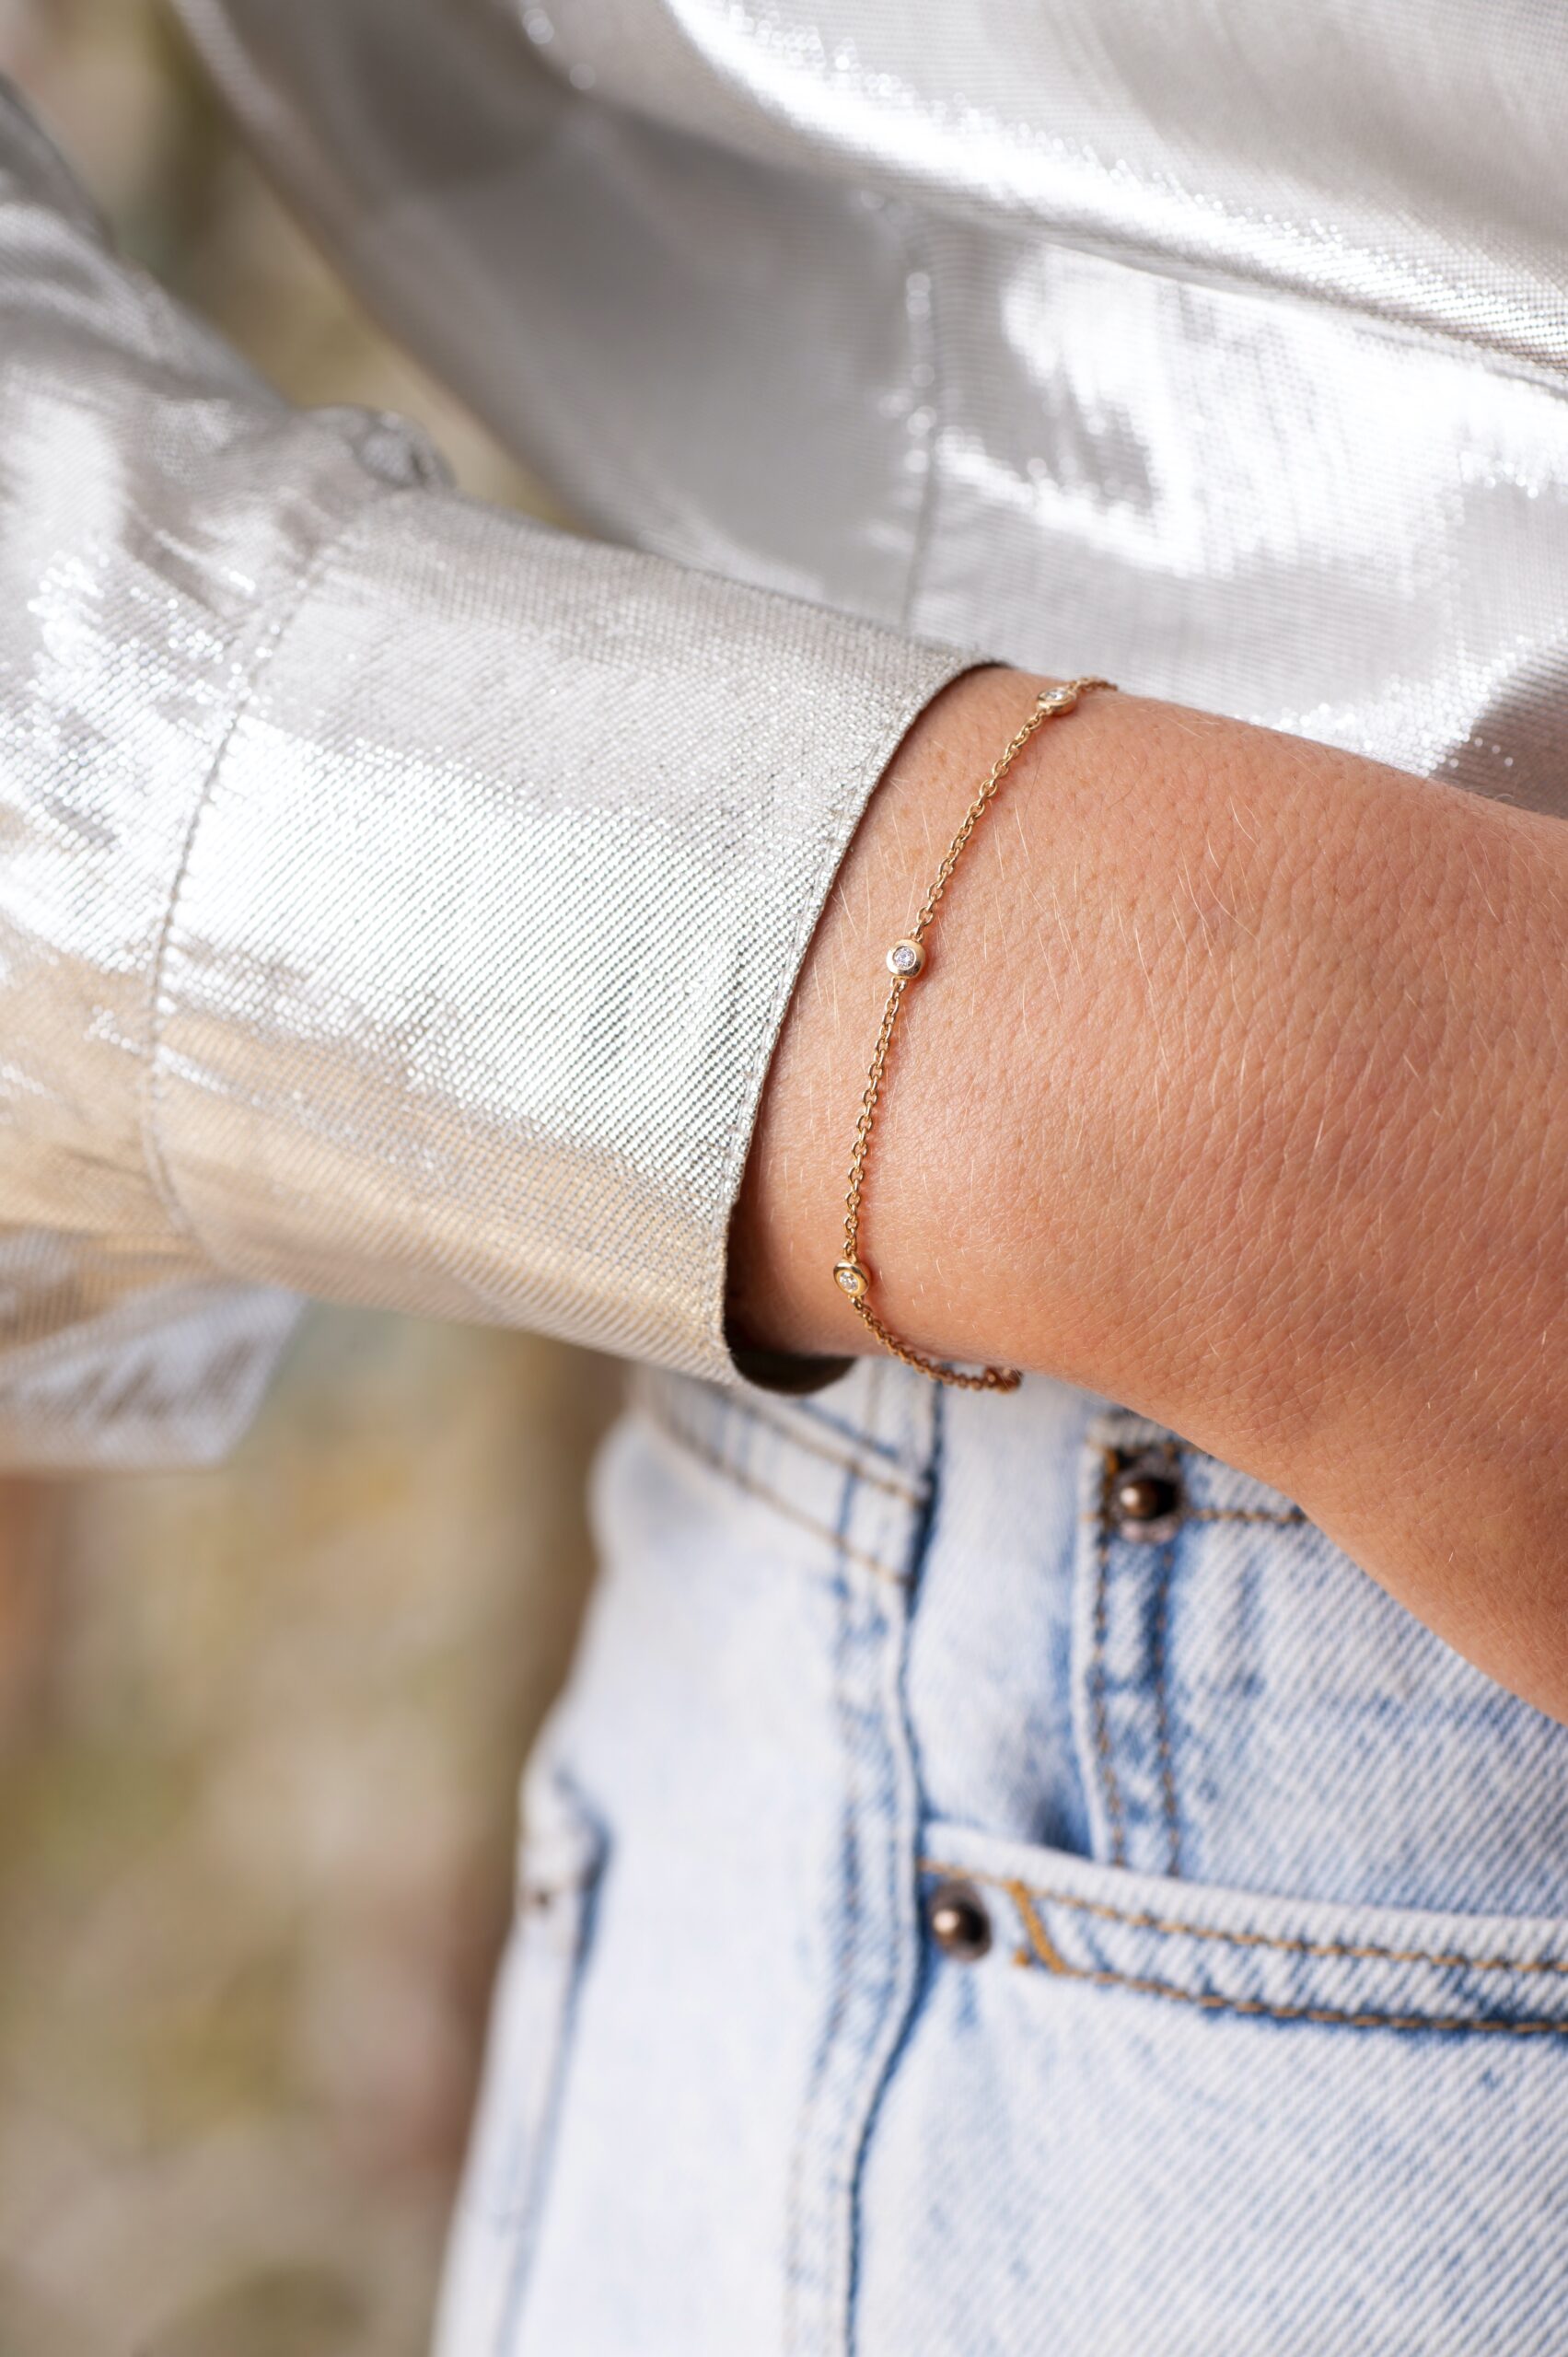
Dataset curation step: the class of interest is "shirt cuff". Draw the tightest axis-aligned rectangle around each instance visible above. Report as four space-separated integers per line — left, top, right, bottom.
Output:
149 485 977 1384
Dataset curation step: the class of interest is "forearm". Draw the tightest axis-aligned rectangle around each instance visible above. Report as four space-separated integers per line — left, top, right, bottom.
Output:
734 668 1568 1715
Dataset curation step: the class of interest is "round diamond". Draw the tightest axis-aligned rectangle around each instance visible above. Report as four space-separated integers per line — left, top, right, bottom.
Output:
834 1260 870 1300
887 938 925 978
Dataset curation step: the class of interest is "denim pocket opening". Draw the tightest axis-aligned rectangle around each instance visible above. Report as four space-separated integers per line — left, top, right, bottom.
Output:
918 1822 1568 2038
1073 1410 1568 1917
461 1771 606 2235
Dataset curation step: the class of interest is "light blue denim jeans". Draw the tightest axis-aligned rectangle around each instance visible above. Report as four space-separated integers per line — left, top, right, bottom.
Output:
436 1363 1568 2354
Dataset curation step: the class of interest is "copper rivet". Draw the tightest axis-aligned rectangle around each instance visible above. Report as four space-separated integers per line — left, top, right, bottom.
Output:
1115 1471 1181 1524
926 1878 992 1963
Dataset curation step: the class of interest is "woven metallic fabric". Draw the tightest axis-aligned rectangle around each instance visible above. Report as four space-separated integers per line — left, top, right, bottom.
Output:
6 0 1568 1464
0 54 967 1466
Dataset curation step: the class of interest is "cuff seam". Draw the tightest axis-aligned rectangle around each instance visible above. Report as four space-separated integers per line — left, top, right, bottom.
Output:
706 647 984 1392
141 469 395 1251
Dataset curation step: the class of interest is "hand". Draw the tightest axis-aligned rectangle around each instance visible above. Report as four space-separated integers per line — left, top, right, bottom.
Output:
733 667 1568 1720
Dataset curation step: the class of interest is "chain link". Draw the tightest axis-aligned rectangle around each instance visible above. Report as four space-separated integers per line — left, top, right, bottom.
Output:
833 676 1116 1390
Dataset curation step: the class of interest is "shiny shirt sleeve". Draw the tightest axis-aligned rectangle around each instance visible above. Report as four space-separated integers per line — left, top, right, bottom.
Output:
0 82 972 1469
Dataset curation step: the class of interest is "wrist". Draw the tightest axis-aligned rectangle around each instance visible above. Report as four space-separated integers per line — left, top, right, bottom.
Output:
733 663 1248 1385
734 666 1568 1713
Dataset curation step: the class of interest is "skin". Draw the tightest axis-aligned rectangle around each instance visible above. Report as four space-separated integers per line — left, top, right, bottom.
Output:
731 667 1568 1721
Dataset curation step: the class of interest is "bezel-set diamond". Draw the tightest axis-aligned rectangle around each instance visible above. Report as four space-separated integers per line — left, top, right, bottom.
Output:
834 681 1110 1388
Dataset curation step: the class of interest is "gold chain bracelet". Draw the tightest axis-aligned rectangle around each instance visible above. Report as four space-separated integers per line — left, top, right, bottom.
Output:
832 675 1116 1391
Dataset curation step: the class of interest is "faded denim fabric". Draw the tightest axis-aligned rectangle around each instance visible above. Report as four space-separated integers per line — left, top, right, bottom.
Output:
436 1368 1568 2354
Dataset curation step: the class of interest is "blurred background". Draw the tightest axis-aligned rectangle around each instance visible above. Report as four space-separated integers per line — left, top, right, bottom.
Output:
0 6 614 2351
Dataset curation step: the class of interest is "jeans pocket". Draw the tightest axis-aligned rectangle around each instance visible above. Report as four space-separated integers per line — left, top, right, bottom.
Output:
919 1819 1568 2038
871 1820 1568 2352
434 1770 604 2357
1072 1408 1568 1913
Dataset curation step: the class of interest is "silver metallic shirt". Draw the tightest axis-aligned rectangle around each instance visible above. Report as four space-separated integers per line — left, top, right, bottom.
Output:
2 0 1565 1466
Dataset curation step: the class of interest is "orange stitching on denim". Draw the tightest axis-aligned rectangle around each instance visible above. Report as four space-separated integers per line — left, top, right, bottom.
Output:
1184 1505 1307 1527
1078 1506 1307 1530
1007 1879 1071 1974
1149 1522 1182 1877
1086 1418 1308 1528
1089 1448 1128 1867
642 1408 906 1585
715 1398 929 1508
1167 1440 1306 1523
1093 1434 1182 1873
919 1862 1568 1977
1006 1950 1568 2036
